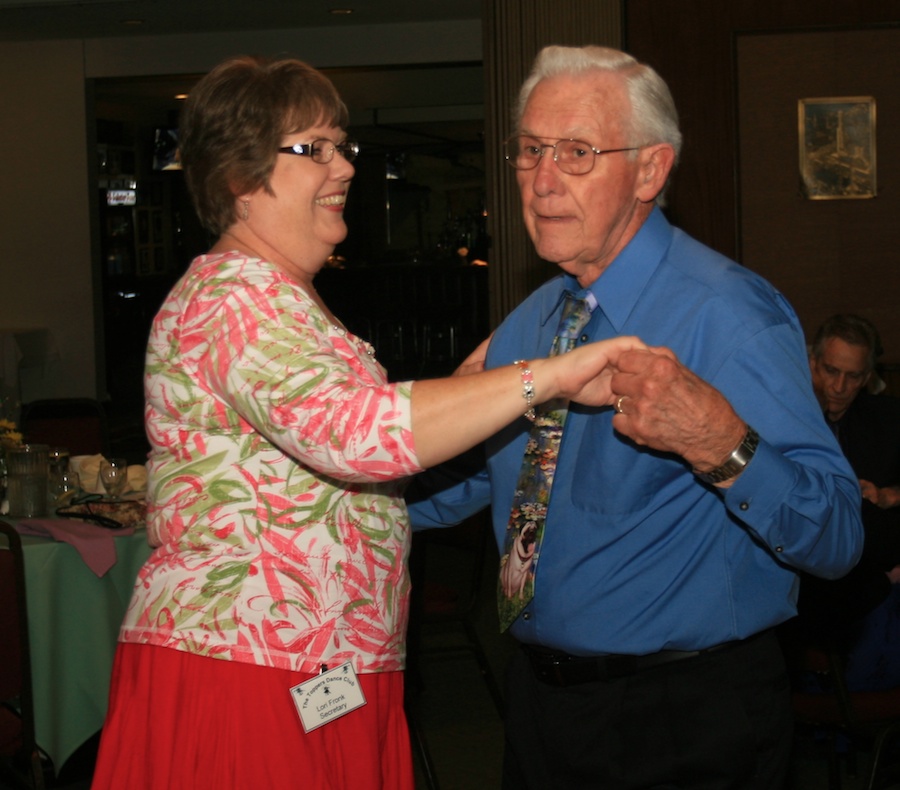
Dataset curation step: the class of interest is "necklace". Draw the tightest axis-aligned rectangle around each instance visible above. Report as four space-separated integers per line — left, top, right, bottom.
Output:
331 323 376 358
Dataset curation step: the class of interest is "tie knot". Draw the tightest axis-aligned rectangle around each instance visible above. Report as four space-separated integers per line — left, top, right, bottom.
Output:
556 294 593 340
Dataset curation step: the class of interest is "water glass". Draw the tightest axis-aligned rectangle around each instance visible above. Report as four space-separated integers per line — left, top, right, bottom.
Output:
99 457 128 500
0 454 7 512
48 446 71 475
49 467 80 508
7 443 49 518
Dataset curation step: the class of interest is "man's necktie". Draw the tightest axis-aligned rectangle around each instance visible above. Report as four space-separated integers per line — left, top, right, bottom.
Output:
498 293 594 631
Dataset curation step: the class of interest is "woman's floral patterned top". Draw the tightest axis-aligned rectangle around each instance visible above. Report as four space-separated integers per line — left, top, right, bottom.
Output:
119 252 423 674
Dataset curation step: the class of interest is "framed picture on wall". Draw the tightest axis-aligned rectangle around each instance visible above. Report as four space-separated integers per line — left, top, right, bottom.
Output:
799 96 876 199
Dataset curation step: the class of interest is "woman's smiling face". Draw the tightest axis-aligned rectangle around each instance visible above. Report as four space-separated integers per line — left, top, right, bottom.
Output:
241 122 355 284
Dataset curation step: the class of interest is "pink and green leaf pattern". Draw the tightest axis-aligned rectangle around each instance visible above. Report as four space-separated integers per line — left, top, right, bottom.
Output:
120 253 422 674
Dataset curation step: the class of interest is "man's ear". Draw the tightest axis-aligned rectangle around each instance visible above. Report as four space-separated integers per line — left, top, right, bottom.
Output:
635 143 676 204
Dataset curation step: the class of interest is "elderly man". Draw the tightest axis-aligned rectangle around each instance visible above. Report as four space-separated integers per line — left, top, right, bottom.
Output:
408 45 862 788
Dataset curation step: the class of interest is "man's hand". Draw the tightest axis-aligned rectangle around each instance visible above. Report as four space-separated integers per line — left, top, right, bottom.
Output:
556 336 648 408
610 348 746 474
453 335 491 376
860 480 900 509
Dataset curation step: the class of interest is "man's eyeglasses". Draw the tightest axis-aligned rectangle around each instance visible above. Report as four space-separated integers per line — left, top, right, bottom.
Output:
278 139 360 164
504 134 641 175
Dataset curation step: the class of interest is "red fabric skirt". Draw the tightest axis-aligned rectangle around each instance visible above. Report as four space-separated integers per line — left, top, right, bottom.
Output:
91 643 414 790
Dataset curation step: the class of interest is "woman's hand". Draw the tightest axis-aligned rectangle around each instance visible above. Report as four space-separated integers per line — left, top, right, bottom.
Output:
411 335 647 469
534 336 649 406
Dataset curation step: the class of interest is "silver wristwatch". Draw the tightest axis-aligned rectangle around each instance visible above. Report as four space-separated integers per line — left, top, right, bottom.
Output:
694 426 760 485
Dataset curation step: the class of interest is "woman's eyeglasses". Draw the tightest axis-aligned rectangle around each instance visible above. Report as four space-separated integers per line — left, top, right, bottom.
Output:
278 139 360 164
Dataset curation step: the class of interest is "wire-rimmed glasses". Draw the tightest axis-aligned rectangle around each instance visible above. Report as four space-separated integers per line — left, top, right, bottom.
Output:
277 139 360 164
504 134 641 175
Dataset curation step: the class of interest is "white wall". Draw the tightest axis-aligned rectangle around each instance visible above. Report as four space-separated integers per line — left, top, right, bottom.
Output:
0 21 481 405
0 39 94 404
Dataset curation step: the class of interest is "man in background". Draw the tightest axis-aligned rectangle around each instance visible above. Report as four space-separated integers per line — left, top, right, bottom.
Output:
810 313 900 512
798 314 900 690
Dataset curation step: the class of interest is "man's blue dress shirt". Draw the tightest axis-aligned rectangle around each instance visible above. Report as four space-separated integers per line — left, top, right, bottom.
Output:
408 208 863 656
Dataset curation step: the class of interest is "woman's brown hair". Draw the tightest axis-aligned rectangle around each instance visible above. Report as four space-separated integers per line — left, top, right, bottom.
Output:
179 55 349 236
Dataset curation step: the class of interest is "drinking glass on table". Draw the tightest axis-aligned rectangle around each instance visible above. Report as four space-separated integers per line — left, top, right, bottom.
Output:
6 444 49 518
47 446 77 507
48 446 70 475
98 457 128 501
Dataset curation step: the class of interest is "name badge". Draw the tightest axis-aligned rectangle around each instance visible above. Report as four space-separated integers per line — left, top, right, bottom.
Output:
290 662 367 733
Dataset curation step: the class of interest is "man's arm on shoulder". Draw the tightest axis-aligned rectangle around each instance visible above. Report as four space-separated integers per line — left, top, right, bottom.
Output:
405 445 492 531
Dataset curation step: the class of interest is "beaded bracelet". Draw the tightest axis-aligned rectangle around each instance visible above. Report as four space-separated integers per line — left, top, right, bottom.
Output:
514 360 536 422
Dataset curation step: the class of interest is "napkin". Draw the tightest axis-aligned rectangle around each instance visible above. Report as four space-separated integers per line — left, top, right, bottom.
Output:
70 454 104 494
69 454 148 497
126 464 148 495
15 518 135 577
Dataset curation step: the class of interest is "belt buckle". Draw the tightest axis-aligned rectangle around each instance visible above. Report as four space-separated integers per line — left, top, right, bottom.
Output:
603 654 639 679
527 648 572 686
541 654 570 686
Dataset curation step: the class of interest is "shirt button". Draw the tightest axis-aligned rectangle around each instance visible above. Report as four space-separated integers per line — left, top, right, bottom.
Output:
580 333 589 343
523 611 532 620
739 501 750 511
775 546 784 553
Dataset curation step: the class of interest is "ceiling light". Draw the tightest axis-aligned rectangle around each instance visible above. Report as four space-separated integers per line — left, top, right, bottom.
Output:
329 8 353 15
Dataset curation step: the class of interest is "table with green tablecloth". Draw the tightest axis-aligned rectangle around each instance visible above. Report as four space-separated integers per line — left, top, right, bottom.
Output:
18 524 153 772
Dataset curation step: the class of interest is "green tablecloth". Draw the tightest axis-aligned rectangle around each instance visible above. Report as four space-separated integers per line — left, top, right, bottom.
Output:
20 527 153 772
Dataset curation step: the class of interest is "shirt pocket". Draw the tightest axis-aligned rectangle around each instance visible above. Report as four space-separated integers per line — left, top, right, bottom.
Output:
568 429 688 520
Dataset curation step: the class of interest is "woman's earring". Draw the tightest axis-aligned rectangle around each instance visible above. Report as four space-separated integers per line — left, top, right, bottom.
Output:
241 200 250 221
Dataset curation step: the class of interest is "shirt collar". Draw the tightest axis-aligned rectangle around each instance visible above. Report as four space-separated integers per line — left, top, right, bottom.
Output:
536 207 673 331
583 207 673 333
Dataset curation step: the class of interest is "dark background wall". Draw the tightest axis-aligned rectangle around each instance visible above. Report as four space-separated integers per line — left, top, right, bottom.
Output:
625 1 900 367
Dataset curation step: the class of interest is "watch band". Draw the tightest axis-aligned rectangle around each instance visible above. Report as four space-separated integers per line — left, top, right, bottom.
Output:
694 426 760 485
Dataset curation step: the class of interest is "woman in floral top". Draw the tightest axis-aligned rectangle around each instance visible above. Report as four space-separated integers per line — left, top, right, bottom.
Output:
91 55 641 790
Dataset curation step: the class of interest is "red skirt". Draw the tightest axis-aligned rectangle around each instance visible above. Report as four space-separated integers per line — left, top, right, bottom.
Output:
91 643 414 790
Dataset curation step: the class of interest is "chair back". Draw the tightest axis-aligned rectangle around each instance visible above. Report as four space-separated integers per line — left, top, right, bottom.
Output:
786 631 900 790
0 520 44 788
20 398 110 457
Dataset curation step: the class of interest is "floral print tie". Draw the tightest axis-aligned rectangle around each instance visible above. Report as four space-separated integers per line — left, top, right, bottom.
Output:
498 293 594 631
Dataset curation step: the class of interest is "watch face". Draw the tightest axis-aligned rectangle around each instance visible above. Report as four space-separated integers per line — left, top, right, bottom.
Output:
696 427 759 484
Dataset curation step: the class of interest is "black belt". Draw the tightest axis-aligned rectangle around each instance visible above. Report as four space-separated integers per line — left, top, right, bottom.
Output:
522 638 746 687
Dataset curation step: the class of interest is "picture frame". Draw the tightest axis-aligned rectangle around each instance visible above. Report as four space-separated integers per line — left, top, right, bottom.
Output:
798 96 876 200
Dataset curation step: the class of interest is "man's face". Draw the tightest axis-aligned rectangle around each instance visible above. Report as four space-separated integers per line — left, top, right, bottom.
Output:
516 71 652 287
810 337 871 421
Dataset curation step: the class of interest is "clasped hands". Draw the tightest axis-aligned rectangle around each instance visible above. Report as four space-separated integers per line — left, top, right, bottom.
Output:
457 336 745 473
859 480 900 510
